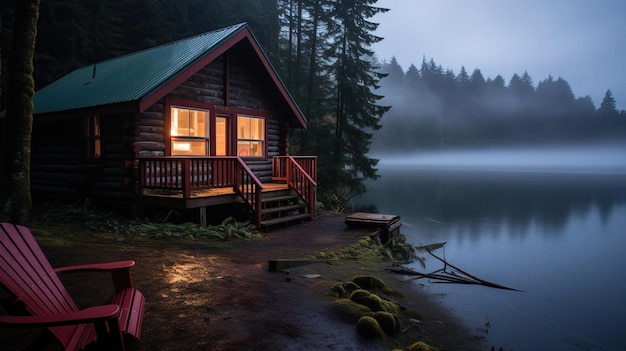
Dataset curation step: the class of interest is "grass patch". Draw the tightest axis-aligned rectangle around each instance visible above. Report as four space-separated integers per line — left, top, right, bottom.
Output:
33 202 262 241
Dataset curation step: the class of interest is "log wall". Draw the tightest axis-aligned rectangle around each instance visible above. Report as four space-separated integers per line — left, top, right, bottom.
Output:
30 113 137 205
31 49 294 205
31 121 83 196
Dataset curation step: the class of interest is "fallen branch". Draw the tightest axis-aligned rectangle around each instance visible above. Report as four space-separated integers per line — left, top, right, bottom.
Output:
387 243 522 292
426 250 522 291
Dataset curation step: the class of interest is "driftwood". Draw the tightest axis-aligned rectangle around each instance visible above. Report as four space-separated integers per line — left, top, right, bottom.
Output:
388 243 522 292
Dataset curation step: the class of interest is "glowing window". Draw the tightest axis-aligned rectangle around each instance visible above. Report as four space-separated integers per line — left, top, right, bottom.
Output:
237 115 264 157
170 107 209 156
83 116 101 160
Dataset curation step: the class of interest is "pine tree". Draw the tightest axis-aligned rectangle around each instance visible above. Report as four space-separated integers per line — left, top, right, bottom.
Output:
598 89 618 117
456 66 470 91
384 56 405 87
469 68 485 95
324 0 389 194
508 72 534 97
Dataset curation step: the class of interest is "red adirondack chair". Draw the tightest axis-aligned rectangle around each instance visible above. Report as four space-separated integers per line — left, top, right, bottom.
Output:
0 222 145 351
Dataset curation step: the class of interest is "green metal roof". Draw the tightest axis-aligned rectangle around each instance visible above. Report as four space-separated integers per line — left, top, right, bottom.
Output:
33 23 247 115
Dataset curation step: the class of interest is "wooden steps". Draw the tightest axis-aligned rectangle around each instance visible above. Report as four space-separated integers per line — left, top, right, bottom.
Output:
260 190 311 228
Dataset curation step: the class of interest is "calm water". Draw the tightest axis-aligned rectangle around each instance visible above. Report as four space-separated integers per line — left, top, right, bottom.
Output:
354 148 626 351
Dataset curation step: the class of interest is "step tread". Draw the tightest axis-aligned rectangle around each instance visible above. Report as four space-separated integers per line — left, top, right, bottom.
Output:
261 213 311 226
262 203 305 215
262 194 299 203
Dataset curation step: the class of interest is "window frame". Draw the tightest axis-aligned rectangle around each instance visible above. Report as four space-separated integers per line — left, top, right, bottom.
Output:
82 115 101 161
166 99 212 156
165 98 268 159
236 114 266 159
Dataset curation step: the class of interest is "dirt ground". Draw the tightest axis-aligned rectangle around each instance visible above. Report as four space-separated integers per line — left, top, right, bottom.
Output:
1 213 486 351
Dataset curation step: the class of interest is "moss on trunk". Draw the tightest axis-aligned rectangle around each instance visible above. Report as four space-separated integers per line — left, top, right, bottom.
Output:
0 0 39 224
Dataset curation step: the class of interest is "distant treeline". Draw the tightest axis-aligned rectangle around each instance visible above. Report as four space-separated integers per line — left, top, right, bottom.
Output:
372 57 626 151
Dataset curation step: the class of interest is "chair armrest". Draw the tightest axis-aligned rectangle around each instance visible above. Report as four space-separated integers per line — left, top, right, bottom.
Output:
54 260 136 293
54 260 135 274
0 304 120 328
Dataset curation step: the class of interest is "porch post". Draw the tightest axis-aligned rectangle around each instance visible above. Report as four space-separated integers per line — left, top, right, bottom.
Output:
182 159 191 198
199 207 207 227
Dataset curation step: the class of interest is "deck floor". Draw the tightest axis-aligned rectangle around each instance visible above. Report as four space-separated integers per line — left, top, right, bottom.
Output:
142 182 289 199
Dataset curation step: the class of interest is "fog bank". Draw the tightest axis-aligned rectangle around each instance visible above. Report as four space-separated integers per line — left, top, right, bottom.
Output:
374 145 626 174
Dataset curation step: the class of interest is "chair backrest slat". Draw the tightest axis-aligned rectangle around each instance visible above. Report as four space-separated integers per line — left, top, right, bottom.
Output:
0 223 80 348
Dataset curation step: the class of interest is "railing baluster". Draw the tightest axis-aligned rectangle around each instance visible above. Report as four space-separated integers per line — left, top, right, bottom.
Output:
138 156 314 227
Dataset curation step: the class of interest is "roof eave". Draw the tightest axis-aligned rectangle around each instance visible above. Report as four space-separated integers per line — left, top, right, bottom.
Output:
34 101 140 119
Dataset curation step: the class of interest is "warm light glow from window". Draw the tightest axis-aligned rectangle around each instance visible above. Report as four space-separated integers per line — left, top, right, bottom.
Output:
171 107 208 137
216 116 228 156
171 108 179 136
172 142 191 151
83 116 101 160
170 107 209 156
237 115 264 157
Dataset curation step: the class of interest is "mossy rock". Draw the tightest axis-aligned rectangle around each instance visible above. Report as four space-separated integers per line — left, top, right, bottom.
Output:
409 341 440 351
350 289 387 312
342 281 361 295
352 275 386 290
329 299 374 323
330 281 363 298
352 275 402 296
381 299 400 315
374 311 401 336
314 251 338 260
330 283 345 297
356 316 385 339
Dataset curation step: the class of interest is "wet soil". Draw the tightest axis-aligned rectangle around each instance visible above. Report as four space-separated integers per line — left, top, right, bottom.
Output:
1 213 485 351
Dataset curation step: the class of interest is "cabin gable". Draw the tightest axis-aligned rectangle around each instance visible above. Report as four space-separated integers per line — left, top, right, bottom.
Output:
29 24 306 207
133 45 291 182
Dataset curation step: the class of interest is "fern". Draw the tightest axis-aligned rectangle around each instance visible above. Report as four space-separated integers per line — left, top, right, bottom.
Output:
415 242 447 253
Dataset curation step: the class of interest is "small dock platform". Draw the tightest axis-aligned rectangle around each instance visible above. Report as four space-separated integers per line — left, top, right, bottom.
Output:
345 212 402 243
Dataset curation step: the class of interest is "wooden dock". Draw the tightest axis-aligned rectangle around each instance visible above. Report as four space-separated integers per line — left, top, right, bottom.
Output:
345 212 402 243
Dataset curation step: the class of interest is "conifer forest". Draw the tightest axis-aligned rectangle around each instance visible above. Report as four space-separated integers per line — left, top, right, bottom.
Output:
1 0 624 199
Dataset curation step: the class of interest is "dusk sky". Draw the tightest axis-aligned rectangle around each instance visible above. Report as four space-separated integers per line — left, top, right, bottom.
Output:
372 0 626 110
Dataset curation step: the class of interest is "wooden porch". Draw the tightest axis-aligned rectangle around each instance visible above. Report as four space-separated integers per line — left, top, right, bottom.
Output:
137 156 317 228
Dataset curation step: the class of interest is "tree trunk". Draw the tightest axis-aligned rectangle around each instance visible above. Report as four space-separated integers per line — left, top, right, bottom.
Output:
0 0 40 224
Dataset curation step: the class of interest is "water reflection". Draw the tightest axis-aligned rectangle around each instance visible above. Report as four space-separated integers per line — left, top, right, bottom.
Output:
355 165 626 350
357 169 626 241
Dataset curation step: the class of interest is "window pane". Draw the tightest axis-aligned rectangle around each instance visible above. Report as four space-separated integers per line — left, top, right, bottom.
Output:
172 139 207 156
83 116 101 160
236 115 264 157
237 116 264 140
237 141 263 157
171 107 208 137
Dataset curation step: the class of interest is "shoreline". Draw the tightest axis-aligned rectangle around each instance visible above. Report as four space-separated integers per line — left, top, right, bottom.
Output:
260 213 487 350
1 213 486 350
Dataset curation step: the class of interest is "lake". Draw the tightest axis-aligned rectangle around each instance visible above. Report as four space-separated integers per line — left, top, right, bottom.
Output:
353 146 626 351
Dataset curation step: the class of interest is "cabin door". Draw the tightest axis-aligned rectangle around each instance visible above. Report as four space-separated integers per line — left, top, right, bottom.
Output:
213 114 231 184
215 114 230 156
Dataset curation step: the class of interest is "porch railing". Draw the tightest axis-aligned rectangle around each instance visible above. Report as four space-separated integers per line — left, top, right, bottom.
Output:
272 156 317 217
272 156 317 182
138 156 264 224
138 156 316 227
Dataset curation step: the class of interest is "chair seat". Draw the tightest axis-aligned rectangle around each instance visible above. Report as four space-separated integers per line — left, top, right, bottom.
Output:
112 288 145 341
0 222 145 351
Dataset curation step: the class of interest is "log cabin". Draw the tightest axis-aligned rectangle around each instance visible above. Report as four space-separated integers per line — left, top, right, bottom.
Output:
26 23 317 229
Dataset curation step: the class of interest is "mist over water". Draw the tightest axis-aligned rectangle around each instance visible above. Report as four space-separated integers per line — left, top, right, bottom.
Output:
358 144 626 350
374 144 626 174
